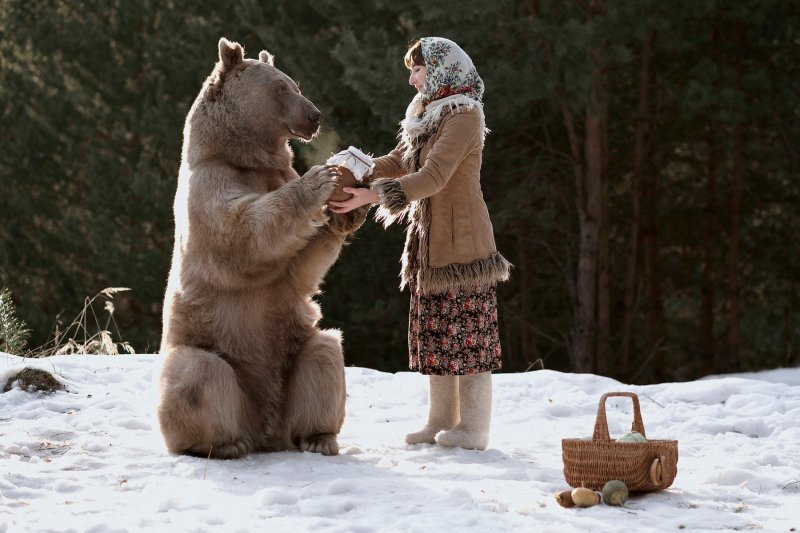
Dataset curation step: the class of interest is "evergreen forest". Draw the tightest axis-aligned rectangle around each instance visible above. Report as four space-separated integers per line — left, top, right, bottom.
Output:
1 0 798 383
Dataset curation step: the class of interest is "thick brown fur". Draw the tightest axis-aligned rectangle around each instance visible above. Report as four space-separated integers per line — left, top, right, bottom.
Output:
157 38 367 459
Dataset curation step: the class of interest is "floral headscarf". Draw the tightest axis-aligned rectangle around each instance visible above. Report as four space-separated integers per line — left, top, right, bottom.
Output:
420 37 484 106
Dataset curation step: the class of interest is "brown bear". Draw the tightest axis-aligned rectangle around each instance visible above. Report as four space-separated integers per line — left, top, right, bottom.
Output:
156 38 368 459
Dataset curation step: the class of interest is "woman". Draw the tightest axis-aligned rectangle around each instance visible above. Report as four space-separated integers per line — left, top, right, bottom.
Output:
329 37 511 450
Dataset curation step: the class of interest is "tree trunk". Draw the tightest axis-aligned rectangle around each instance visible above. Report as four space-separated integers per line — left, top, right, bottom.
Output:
517 218 535 367
573 73 605 374
620 28 654 376
569 0 607 375
596 177 609 376
727 20 745 372
595 58 610 377
642 62 665 380
556 60 591 373
571 112 597 374
727 152 742 373
784 307 793 366
701 123 718 376
550 0 608 374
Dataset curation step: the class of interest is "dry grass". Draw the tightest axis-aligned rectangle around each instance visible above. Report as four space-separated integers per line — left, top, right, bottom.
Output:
28 287 136 357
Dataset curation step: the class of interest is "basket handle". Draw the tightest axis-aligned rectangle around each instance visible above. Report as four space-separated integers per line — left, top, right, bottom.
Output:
649 456 664 486
592 392 646 442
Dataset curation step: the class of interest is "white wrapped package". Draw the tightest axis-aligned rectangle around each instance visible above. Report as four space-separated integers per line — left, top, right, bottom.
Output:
325 146 375 181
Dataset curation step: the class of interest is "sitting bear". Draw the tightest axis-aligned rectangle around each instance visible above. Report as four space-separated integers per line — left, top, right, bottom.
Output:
156 38 367 459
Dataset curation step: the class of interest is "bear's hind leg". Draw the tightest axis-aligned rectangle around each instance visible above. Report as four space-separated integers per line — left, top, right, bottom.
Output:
157 345 255 458
283 329 346 456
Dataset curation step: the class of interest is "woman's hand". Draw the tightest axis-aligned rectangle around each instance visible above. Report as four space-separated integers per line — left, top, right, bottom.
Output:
328 187 379 213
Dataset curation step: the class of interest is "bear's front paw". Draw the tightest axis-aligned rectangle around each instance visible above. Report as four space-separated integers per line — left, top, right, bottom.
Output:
327 204 369 235
299 433 339 456
299 165 339 206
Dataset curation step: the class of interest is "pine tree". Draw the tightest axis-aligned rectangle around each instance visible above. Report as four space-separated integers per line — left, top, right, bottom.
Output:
0 287 31 355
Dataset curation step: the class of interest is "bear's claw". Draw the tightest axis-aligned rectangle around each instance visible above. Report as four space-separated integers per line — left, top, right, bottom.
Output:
299 433 339 456
212 438 252 459
300 165 339 201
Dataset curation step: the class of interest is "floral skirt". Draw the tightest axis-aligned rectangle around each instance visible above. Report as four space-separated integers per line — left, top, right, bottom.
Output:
408 275 503 376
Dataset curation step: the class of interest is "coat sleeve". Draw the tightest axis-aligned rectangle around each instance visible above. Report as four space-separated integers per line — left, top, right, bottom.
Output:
368 142 406 182
370 108 481 214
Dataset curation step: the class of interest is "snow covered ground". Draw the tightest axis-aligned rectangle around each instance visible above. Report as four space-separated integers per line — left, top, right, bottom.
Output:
1 352 798 532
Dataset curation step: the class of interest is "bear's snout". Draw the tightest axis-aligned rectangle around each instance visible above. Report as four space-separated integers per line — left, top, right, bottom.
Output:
305 107 322 136
291 104 321 141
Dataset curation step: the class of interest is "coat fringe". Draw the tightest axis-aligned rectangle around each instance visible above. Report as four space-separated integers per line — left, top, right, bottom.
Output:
371 177 410 227
396 188 512 295
415 252 512 295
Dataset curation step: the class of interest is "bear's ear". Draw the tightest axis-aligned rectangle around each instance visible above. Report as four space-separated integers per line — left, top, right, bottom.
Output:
259 50 275 66
218 37 244 70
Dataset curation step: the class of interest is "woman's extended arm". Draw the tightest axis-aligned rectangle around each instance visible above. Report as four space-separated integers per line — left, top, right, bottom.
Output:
328 187 379 213
369 142 406 181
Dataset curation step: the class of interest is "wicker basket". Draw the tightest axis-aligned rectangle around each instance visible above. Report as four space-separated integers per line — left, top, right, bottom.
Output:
561 392 678 491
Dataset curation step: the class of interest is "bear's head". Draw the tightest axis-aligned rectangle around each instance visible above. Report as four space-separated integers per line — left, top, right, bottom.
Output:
198 37 322 149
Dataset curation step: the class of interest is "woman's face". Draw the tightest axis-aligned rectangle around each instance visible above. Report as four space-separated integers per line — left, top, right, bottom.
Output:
408 65 427 93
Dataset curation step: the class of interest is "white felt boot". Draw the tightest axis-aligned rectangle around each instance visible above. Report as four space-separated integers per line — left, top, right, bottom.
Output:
405 375 460 445
436 372 491 450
